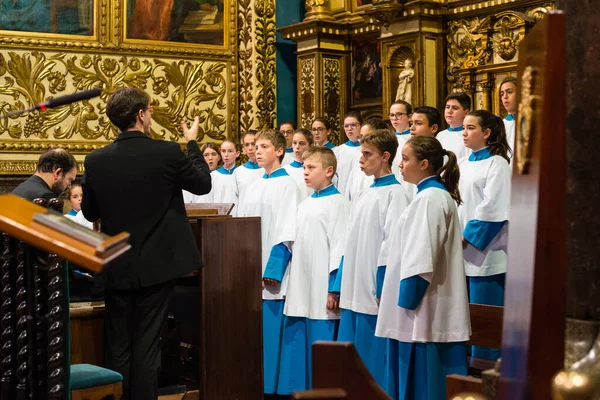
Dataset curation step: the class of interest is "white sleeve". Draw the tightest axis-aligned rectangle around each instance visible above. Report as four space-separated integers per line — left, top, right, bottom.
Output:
327 198 351 274
474 158 511 221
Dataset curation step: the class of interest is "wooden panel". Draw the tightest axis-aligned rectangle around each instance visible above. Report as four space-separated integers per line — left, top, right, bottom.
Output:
196 216 263 400
292 389 348 399
446 375 483 399
70 305 105 366
468 304 503 349
500 12 567 400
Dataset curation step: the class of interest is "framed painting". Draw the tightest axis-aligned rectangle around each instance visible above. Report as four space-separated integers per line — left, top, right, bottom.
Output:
123 0 229 49
350 38 382 106
0 0 96 37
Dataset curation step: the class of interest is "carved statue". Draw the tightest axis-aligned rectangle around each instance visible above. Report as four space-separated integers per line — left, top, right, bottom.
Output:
395 58 414 103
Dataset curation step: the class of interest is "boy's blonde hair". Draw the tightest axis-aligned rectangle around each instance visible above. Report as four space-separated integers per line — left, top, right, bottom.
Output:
302 147 337 175
360 129 398 167
255 129 287 162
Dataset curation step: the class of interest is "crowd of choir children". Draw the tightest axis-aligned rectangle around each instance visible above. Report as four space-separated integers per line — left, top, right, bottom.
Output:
183 77 518 400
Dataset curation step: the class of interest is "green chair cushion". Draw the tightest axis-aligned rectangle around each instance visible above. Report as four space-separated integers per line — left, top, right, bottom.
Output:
70 364 123 390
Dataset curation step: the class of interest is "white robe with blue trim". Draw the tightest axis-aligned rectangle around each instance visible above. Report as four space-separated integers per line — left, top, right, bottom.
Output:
241 168 300 300
437 128 471 161
333 142 361 196
284 162 313 199
458 153 511 277
284 187 350 320
376 179 471 343
211 167 238 213
391 132 415 202
344 163 373 201
233 162 264 216
339 176 409 315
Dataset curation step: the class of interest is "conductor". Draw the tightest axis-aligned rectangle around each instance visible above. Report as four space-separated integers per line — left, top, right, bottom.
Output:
81 87 212 399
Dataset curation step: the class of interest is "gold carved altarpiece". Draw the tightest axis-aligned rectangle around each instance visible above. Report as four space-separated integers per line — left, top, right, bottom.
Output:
0 0 277 176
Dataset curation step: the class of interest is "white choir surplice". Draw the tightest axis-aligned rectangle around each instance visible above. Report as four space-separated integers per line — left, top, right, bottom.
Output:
436 127 471 161
241 168 300 299
504 115 516 165
340 175 410 315
333 141 361 196
65 210 94 229
284 161 313 199
282 149 295 166
233 161 264 216
376 176 471 343
284 185 350 320
390 131 415 203
182 187 213 203
210 166 238 213
344 163 373 201
458 148 511 277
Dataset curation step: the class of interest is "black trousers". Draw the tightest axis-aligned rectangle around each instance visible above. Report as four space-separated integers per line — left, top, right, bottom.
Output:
104 281 175 400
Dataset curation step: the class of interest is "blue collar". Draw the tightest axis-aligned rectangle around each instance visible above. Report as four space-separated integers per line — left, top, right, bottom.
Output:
505 114 515 121
216 165 237 175
370 174 400 188
263 168 289 179
448 126 463 132
243 160 260 169
344 140 360 147
290 160 303 168
468 147 492 161
396 128 410 136
322 141 335 149
66 209 78 217
285 147 294 153
417 176 447 193
311 184 339 198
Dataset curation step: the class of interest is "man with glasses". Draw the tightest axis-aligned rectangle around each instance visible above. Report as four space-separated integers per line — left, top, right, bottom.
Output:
81 87 212 400
279 120 297 166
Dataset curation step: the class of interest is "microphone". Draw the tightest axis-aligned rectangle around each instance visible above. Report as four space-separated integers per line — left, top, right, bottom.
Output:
0 88 103 119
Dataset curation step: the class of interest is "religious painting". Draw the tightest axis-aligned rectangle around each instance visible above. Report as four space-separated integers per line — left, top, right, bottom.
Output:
125 0 226 47
0 0 94 36
351 38 382 106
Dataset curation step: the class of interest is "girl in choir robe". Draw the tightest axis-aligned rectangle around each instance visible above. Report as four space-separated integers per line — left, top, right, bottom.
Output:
500 76 518 158
334 111 363 196
284 128 314 199
64 183 93 229
333 129 410 387
376 136 470 400
311 117 336 149
210 139 240 213
239 129 301 395
183 142 220 203
344 118 389 201
459 110 511 360
279 121 297 166
278 147 351 394
233 130 264 215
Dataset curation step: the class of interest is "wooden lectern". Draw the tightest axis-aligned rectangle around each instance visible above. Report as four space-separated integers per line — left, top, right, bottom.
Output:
168 205 263 399
0 194 130 400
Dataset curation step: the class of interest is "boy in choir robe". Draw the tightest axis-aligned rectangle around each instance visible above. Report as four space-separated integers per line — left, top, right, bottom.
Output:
499 76 518 158
389 100 412 181
239 129 301 395
284 128 314 199
279 120 297 166
409 106 441 138
277 147 351 394
436 92 472 160
344 118 388 201
376 136 470 400
311 117 336 149
210 139 240 212
334 111 363 196
183 142 220 203
459 110 511 360
233 130 264 215
333 129 410 387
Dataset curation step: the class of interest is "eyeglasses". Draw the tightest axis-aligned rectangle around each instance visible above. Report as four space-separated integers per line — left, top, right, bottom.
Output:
343 123 360 129
279 129 294 135
389 112 408 119
143 106 154 115
312 127 327 133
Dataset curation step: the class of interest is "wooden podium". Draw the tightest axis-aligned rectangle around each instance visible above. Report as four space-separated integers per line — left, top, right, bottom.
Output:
173 207 262 399
0 194 130 400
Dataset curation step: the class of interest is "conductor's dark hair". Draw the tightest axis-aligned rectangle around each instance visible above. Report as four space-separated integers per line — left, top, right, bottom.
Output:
36 147 78 174
106 87 151 132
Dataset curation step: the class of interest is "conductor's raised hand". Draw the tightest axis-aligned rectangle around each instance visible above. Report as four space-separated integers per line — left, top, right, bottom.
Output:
181 116 200 142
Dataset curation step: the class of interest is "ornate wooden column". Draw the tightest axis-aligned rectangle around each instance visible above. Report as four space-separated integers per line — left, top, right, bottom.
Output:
279 2 350 144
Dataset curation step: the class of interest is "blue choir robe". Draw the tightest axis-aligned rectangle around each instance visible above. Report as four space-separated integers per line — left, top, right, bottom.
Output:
335 174 409 387
240 167 300 393
458 147 511 359
376 176 470 400
278 184 350 394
